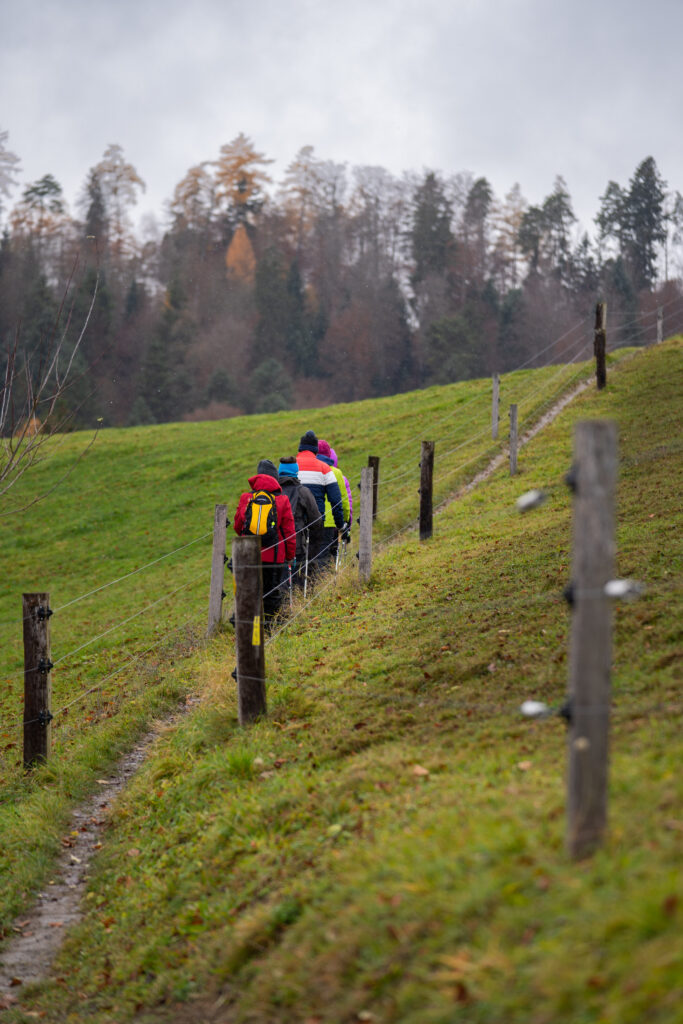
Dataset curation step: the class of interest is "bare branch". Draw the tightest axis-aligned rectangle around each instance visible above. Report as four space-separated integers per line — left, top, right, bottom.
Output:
0 256 101 511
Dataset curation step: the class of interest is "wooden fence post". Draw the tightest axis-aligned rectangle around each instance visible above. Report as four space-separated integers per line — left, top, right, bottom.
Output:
358 467 374 582
491 373 500 440
656 306 663 345
419 441 435 541
207 503 228 637
566 420 617 859
232 536 266 725
23 593 53 768
368 455 380 519
594 302 607 389
509 405 518 476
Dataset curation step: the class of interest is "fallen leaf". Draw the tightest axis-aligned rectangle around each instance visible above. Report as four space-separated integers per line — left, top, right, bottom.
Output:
662 894 679 917
412 765 430 777
127 848 140 858
517 760 532 771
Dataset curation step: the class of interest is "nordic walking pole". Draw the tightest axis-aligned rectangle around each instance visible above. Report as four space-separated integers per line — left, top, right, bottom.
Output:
303 528 310 599
335 527 343 574
288 562 293 609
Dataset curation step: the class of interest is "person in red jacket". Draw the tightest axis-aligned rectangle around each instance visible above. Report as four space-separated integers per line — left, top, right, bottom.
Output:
233 459 296 627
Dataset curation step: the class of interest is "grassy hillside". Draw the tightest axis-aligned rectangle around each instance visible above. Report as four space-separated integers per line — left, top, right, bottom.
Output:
1 341 682 1023
0 355 596 792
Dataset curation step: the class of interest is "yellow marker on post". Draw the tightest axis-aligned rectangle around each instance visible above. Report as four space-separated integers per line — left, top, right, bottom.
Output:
252 615 261 646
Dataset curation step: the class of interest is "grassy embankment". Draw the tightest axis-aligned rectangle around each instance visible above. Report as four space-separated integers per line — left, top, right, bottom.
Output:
1 341 681 1022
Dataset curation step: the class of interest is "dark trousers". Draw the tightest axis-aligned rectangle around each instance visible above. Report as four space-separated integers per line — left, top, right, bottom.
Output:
262 564 286 623
316 526 339 570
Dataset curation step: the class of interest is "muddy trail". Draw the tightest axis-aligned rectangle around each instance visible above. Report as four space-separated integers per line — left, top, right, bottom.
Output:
0 701 197 1008
0 371 599 1008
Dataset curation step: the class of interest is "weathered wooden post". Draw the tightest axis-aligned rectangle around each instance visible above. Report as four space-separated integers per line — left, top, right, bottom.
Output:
509 405 518 476
594 302 607 390
207 503 228 637
419 441 435 541
566 420 617 859
656 306 663 345
368 455 380 519
232 536 266 725
23 593 53 768
491 373 500 440
358 466 373 583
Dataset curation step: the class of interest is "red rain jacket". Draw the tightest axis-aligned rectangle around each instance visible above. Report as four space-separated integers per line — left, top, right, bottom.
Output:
233 473 296 564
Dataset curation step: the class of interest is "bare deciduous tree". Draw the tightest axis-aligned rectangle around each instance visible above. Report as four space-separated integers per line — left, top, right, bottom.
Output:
1 262 101 515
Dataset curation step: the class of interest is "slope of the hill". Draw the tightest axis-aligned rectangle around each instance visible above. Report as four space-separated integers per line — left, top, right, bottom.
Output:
1 342 681 1023
0 356 606 939
0 356 598 802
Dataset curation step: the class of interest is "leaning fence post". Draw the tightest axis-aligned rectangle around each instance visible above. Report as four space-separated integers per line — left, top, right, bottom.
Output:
368 455 380 519
656 306 663 345
207 503 228 637
509 405 518 476
566 420 617 859
594 302 607 389
419 441 435 541
23 593 53 768
358 467 374 582
232 536 266 725
491 373 500 440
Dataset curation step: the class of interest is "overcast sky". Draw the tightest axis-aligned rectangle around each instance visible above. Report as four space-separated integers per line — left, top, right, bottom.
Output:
2 0 681 237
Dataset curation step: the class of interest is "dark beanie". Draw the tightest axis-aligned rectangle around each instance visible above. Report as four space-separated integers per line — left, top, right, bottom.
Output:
298 430 318 453
257 458 279 478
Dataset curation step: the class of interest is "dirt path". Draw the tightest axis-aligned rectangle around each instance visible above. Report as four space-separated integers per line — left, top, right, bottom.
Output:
437 375 592 511
0 701 197 1005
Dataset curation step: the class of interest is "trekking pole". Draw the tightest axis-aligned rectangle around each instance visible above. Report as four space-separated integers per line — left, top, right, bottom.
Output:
288 562 293 610
303 528 310 599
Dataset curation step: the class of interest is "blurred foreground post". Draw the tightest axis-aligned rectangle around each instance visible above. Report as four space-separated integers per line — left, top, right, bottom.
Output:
23 593 52 768
566 420 617 859
358 466 374 582
232 536 266 725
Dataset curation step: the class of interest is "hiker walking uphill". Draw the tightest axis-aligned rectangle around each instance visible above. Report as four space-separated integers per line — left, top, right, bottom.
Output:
317 439 351 568
296 432 345 573
233 459 296 627
278 457 323 589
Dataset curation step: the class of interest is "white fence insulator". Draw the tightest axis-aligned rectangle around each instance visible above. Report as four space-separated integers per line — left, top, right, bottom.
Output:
520 700 552 718
516 489 547 512
604 579 644 601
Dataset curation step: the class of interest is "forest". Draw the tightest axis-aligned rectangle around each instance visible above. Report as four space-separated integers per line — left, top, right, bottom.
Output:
1 130 682 429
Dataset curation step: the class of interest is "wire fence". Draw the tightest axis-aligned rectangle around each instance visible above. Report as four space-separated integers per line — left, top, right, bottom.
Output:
1 316 680 775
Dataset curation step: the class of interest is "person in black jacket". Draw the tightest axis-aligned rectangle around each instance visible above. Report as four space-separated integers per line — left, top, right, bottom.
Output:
278 456 323 589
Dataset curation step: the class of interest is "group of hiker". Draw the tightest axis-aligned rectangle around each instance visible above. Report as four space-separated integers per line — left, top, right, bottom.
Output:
233 430 353 626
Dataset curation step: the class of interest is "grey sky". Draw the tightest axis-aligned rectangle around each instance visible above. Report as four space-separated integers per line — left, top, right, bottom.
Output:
1 0 681 236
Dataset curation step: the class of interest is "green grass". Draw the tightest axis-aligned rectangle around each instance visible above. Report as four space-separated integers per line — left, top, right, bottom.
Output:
1 342 681 1023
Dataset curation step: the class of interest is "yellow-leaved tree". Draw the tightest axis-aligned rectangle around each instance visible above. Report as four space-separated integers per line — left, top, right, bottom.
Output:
225 222 256 282
213 133 273 224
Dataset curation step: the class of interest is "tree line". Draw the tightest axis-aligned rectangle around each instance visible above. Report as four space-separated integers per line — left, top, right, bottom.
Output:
1 129 681 431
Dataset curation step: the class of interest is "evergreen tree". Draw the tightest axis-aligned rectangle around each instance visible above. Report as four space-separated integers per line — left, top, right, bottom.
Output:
626 157 667 290
410 172 454 285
